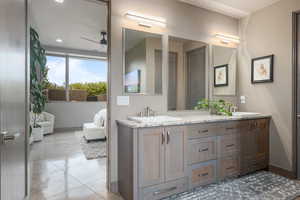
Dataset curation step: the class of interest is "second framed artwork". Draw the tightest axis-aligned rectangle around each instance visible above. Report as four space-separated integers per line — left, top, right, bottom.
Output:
214 64 228 87
251 55 274 84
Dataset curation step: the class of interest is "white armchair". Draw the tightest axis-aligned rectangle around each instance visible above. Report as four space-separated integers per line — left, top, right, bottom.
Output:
30 112 55 135
83 109 106 142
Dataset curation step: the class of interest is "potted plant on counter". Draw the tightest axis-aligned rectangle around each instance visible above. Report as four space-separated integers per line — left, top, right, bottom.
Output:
194 98 234 116
30 27 47 142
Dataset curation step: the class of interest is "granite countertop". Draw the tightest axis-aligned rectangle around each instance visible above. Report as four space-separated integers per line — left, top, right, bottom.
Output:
116 113 271 129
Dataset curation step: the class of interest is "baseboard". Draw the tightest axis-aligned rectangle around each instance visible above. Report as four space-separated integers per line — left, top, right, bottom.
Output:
268 165 296 179
54 127 82 133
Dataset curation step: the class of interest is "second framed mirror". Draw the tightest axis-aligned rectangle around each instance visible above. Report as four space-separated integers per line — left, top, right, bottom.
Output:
168 36 209 111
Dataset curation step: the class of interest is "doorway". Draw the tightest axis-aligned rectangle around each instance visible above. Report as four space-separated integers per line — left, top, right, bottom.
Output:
186 47 206 110
28 0 114 199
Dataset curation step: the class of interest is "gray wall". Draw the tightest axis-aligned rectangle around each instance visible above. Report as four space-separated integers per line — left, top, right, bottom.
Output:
110 0 238 183
238 0 300 171
45 102 106 129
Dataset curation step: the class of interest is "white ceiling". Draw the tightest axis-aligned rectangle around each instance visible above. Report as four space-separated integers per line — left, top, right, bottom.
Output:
31 0 107 53
179 0 281 18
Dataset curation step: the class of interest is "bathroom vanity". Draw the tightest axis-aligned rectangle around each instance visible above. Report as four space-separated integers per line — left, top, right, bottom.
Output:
117 114 270 200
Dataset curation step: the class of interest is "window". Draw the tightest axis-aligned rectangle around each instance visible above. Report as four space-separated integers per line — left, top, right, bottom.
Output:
45 54 107 102
46 55 66 101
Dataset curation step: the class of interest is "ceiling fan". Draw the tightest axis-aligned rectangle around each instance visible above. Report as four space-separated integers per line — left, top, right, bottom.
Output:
80 31 107 45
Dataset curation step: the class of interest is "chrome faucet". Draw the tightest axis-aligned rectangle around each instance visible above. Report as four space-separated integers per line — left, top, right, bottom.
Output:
137 107 156 117
145 106 151 117
230 105 238 113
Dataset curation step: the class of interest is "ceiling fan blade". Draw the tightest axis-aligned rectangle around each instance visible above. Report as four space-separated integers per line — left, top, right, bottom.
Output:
80 37 100 44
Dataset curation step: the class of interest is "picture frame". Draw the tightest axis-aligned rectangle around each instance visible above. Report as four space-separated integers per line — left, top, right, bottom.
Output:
214 64 228 87
251 55 274 84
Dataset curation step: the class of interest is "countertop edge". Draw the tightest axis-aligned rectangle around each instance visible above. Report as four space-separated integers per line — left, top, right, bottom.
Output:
116 115 271 129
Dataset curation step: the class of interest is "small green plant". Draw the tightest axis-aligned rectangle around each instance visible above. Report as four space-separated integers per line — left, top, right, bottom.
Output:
195 98 234 116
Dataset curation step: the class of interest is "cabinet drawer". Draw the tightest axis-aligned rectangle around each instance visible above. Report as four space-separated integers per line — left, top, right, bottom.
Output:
248 119 269 131
217 121 240 136
217 133 240 157
218 155 240 180
188 137 217 164
187 123 217 139
139 178 188 200
189 160 217 188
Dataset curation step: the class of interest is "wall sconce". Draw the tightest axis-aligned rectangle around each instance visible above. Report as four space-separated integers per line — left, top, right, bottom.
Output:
215 33 240 44
125 11 167 28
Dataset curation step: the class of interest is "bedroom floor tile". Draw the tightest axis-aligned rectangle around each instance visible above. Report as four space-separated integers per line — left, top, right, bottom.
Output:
29 131 117 200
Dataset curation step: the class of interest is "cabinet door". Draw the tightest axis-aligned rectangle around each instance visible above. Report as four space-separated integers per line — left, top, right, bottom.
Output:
240 119 269 174
165 126 186 181
255 119 269 168
240 121 257 174
138 128 165 187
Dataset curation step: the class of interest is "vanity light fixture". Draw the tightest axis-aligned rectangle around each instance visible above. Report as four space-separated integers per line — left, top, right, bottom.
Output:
54 0 64 3
215 33 240 44
125 11 167 28
56 38 63 43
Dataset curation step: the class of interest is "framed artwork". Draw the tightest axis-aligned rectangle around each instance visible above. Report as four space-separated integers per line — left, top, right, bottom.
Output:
125 70 141 93
214 64 228 87
251 55 274 83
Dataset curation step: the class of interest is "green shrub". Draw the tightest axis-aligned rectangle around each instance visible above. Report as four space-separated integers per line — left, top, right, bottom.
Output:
69 82 107 97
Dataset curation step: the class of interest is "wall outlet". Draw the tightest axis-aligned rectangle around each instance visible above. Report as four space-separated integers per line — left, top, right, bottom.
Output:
117 96 130 106
240 96 246 104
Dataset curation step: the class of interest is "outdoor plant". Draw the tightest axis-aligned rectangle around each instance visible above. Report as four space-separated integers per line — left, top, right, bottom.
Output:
69 82 107 97
195 98 234 116
30 27 47 128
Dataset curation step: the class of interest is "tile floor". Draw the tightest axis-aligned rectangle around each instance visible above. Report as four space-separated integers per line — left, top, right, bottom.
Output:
30 131 123 200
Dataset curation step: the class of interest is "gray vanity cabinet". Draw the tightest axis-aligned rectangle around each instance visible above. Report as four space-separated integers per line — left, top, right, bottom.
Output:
117 117 270 200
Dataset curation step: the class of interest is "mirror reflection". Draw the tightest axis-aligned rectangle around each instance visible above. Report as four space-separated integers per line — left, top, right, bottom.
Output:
212 45 237 96
123 28 163 95
168 36 208 111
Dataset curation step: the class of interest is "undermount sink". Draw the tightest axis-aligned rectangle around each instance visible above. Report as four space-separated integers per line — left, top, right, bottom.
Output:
128 115 182 124
232 112 260 117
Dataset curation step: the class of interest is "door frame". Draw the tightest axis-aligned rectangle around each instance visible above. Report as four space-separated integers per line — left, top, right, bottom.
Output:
25 0 113 195
292 11 300 178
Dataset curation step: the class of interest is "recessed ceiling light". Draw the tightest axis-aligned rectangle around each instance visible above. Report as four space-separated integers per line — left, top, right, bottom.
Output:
56 38 63 43
55 0 64 3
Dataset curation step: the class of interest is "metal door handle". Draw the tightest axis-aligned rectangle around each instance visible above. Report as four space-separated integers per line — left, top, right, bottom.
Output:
297 114 300 118
1 131 20 144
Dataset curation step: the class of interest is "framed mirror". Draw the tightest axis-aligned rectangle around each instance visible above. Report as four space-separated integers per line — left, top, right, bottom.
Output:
123 28 163 95
167 36 209 111
212 45 237 96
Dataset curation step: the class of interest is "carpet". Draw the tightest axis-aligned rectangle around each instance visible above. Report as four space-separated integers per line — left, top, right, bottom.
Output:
164 171 300 200
75 131 106 160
